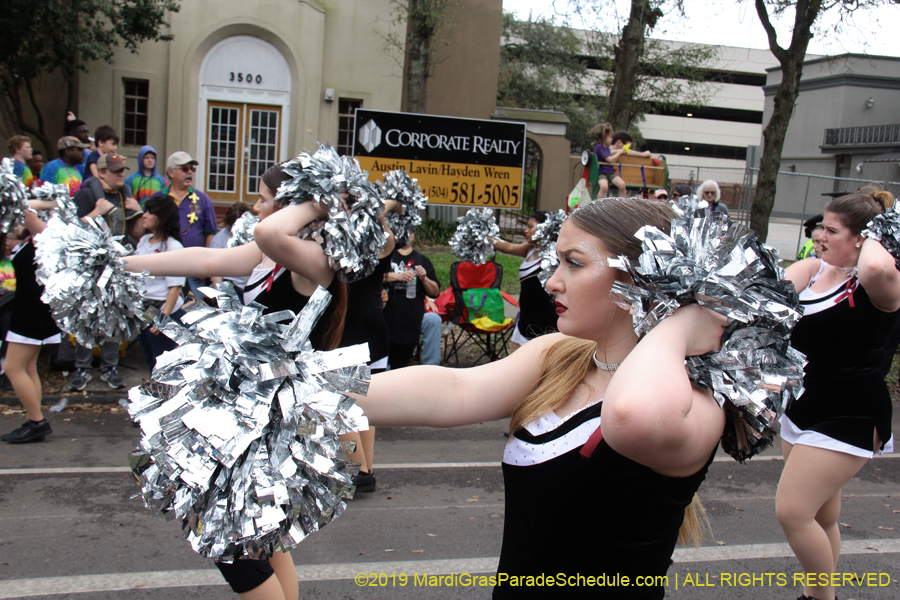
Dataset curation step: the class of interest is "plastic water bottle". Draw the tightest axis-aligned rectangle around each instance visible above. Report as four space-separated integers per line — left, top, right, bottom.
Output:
406 275 417 298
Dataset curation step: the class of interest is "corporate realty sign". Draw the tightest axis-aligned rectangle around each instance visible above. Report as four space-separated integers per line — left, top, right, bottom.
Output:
352 109 526 208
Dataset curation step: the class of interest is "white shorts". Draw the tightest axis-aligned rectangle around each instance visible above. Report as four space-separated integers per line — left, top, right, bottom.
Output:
779 413 894 459
6 331 62 346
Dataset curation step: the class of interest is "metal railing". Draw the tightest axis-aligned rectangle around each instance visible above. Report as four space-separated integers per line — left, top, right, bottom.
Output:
823 124 900 147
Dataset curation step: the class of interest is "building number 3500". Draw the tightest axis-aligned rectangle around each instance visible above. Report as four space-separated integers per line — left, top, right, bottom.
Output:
229 72 262 84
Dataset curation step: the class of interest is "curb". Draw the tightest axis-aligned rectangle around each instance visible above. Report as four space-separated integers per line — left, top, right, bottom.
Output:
39 393 128 407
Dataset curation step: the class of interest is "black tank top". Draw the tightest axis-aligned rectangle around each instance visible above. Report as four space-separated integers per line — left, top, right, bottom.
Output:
243 264 339 351
496 402 713 599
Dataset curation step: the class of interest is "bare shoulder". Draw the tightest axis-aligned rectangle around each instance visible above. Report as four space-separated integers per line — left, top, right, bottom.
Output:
785 257 820 292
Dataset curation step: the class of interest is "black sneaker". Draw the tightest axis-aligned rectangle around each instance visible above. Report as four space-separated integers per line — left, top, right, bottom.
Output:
1 419 52 443
69 368 92 391
100 368 126 389
352 470 376 493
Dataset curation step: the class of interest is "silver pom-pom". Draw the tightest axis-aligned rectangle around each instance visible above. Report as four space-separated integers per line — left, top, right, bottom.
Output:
862 204 900 270
34 214 145 347
227 211 260 248
449 208 499 264
607 208 805 462
531 209 566 249
0 158 29 234
378 169 427 245
538 241 559 289
126 284 369 562
275 145 387 282
28 180 75 222
669 194 707 219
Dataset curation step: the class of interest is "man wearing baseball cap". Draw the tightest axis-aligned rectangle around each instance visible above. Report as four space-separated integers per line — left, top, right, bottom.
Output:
39 136 90 197
653 188 669 201
68 153 144 392
148 151 217 297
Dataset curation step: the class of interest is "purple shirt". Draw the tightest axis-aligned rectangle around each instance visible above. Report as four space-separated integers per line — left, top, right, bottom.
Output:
593 143 614 175
150 187 218 248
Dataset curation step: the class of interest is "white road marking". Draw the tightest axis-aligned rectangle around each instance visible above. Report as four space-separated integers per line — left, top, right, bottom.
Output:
1 453 898 476
1 540 899 598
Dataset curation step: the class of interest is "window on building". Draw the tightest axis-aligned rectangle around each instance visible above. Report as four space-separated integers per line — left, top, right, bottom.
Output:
123 79 149 146
645 139 748 162
337 99 362 156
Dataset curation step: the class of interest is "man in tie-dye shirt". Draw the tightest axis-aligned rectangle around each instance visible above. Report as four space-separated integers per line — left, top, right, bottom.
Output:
40 136 90 197
7 135 38 188
124 145 167 207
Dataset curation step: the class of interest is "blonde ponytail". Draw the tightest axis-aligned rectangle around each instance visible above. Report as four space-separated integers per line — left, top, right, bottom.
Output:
677 494 712 547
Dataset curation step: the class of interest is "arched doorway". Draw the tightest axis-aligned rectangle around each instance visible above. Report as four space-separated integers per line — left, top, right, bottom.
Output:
197 36 291 202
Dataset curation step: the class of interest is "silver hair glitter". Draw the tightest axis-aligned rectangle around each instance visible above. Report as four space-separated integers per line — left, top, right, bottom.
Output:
227 211 260 248
862 204 900 270
449 208 499 265
275 145 386 282
378 169 427 245
34 213 145 347
127 284 370 562
607 208 805 461
0 158 30 234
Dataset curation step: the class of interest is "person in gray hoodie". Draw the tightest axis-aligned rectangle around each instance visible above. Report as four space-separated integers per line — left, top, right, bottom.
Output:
124 145 168 208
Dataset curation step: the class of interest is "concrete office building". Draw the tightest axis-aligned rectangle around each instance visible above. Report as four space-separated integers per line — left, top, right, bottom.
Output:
764 54 900 184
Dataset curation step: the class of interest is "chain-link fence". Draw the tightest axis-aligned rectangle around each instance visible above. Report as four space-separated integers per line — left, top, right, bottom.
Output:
740 170 900 261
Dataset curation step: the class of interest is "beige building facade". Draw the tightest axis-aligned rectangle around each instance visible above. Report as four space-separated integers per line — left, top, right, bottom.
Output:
14 0 515 207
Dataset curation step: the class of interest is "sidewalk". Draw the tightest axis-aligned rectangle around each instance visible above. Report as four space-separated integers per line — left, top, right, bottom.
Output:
0 340 150 408
1 294 525 411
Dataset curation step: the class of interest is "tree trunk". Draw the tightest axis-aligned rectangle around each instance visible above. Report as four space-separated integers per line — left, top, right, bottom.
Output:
608 0 660 131
749 61 803 242
406 0 432 114
749 0 821 242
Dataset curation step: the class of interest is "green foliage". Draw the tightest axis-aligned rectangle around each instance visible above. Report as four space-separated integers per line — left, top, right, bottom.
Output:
502 1 720 143
416 218 457 246
498 12 607 151
377 0 454 74
0 0 178 150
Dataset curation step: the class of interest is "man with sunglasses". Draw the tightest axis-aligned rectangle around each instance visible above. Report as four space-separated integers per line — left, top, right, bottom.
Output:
150 152 218 297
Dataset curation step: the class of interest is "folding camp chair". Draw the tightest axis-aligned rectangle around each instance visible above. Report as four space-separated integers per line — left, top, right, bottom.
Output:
443 261 519 366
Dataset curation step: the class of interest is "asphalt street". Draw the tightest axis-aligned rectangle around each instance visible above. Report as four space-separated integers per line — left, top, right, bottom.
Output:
0 402 898 600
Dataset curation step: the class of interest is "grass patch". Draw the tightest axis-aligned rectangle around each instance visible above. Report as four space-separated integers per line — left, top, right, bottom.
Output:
417 244 523 296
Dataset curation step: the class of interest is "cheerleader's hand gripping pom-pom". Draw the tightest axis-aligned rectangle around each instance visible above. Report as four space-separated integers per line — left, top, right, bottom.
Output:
607 207 806 461
227 211 260 248
127 284 370 562
275 145 386 282
0 158 30 234
862 205 900 270
449 207 500 264
378 169 427 244
34 214 145 347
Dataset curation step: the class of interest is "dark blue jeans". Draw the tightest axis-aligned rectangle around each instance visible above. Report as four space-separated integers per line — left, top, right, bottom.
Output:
136 308 185 372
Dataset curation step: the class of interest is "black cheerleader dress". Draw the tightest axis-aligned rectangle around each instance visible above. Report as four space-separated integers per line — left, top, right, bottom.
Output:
781 262 899 456
7 241 60 344
512 251 558 345
497 401 713 599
